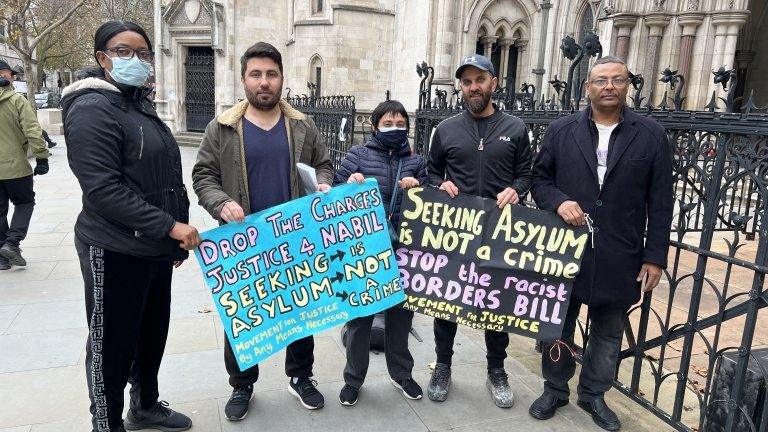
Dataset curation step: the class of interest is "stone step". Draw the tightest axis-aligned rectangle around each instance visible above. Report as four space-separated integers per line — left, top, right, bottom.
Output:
174 132 204 147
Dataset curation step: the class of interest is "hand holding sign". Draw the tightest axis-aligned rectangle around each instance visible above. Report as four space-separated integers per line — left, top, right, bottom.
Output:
399 176 420 189
439 180 459 198
637 262 662 292
496 187 519 208
195 180 404 370
169 222 201 250
397 187 588 341
347 173 365 183
220 201 245 223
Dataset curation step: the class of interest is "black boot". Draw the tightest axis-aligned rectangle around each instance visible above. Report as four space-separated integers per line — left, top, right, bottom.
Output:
529 391 569 420
577 398 621 431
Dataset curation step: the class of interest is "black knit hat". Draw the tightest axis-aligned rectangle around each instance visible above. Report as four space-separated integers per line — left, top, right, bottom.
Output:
0 60 18 75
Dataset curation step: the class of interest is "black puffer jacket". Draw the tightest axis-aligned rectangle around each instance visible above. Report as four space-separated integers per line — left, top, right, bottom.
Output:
333 135 428 225
61 77 190 261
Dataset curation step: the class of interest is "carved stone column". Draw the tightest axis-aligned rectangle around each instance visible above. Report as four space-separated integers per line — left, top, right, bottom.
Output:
677 13 703 106
153 0 170 121
533 0 552 96
482 35 497 59
643 13 670 104
432 0 457 84
612 15 637 61
498 38 514 87
515 39 529 88
710 12 748 99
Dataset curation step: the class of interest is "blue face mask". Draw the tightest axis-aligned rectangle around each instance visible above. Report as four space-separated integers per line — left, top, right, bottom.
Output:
376 127 408 150
107 55 152 87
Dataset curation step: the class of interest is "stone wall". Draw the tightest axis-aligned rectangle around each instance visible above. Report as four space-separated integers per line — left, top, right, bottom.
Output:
289 3 396 110
153 0 764 133
390 0 432 111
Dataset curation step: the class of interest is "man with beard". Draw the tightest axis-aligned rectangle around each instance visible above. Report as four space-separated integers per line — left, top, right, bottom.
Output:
426 54 532 407
529 56 672 431
192 42 334 421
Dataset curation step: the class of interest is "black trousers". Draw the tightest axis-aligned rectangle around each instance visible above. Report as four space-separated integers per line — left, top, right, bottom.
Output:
541 300 626 402
434 318 509 370
343 306 415 388
0 175 35 247
76 237 173 432
224 334 314 388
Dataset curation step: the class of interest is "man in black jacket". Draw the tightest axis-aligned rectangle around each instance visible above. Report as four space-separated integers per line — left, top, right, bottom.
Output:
426 54 532 408
529 56 672 431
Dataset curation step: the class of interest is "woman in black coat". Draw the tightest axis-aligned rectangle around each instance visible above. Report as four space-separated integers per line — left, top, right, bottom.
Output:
333 100 428 406
61 21 200 432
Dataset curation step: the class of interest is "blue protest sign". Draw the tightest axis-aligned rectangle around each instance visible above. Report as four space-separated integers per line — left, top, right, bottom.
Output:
195 180 404 370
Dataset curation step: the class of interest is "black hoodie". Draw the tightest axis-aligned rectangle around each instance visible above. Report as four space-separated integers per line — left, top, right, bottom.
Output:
61 77 190 261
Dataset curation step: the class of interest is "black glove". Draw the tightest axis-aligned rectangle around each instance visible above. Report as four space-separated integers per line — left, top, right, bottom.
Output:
33 158 49 175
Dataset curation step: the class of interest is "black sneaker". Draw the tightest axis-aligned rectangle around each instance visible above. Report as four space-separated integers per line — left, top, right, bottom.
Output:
123 400 192 432
339 384 359 406
0 256 10 270
391 377 423 400
288 377 324 410
486 368 514 408
224 385 253 421
0 243 25 267
427 363 451 402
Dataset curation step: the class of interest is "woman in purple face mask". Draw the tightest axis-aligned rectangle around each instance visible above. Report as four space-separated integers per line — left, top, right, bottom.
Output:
332 99 429 406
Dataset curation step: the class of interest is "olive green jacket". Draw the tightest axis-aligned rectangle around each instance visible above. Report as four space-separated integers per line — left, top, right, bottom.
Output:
192 99 334 218
0 85 50 180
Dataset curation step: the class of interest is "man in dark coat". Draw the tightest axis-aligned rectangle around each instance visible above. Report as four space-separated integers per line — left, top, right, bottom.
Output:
529 56 673 431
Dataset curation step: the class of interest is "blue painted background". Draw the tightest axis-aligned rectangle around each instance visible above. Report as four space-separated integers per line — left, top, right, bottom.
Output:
195 180 404 370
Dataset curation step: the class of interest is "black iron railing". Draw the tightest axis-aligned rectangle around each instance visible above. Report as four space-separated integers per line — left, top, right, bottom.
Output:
285 42 768 430
285 90 356 171
412 36 768 431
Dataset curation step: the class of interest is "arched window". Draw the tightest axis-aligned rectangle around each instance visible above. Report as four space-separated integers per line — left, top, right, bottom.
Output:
573 4 595 101
309 54 324 96
312 0 324 15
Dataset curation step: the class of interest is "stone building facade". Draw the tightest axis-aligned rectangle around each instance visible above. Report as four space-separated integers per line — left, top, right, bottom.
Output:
153 0 766 133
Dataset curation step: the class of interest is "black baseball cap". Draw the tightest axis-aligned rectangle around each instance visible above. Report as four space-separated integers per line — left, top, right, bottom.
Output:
455 54 495 79
0 60 17 75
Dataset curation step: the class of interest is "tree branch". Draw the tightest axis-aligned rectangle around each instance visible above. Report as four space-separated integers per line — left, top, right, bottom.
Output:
28 0 88 51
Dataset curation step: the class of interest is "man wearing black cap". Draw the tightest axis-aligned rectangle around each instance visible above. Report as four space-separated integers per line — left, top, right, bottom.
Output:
0 60 50 270
426 54 532 407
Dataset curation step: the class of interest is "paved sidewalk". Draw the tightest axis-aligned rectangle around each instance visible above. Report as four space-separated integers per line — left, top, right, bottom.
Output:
0 136 670 432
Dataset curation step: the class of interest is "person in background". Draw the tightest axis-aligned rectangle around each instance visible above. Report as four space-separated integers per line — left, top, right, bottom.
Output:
0 59 50 270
